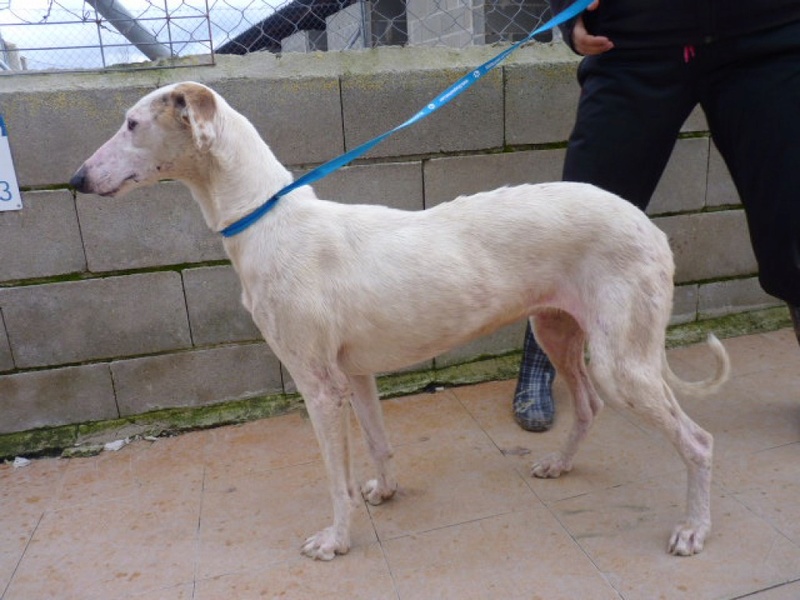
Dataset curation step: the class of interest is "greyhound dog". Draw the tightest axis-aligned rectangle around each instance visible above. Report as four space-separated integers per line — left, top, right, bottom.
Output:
70 82 729 560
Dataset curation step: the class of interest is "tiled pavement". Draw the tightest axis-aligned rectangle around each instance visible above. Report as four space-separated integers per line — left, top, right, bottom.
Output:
1 328 799 599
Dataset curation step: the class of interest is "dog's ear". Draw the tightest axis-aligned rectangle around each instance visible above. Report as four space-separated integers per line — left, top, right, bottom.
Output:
170 83 217 151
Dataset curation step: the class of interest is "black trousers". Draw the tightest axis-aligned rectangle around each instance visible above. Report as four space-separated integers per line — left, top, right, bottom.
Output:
563 20 800 305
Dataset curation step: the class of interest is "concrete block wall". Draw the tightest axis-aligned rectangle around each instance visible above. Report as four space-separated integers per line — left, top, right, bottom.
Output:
0 44 779 437
407 0 480 46
326 3 369 50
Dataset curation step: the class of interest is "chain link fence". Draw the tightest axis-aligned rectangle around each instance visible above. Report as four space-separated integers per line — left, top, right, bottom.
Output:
0 0 554 73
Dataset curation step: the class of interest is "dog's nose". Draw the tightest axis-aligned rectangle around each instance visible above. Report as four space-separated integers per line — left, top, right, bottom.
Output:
69 166 88 193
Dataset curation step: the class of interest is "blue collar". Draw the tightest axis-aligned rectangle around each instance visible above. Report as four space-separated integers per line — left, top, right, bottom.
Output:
220 193 281 238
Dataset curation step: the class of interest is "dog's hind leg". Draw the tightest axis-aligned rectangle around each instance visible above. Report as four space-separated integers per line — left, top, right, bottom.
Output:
588 341 714 556
662 388 714 556
295 367 359 560
348 374 398 505
529 311 604 478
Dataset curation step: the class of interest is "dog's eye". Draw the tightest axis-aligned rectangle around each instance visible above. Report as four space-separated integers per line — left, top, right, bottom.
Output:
127 118 138 132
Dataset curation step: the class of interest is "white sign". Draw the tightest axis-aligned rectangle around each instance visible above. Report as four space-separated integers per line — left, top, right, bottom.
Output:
0 115 23 212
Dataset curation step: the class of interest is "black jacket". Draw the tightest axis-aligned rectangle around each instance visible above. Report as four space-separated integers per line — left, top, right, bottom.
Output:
551 0 800 51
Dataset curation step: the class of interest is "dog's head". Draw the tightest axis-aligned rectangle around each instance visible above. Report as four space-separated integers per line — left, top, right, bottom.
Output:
69 82 220 197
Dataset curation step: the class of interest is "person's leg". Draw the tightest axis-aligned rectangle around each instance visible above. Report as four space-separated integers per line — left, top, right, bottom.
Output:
564 48 699 209
514 319 557 431
699 21 800 346
514 48 697 431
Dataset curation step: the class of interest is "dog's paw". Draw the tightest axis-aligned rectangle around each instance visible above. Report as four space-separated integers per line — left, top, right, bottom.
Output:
301 527 350 561
530 452 572 478
361 479 397 506
668 522 708 556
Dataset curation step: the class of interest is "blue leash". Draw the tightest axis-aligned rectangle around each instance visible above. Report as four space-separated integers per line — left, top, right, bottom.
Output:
220 0 592 238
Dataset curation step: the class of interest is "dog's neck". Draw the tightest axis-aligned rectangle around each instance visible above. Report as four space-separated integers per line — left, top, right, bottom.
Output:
186 109 295 234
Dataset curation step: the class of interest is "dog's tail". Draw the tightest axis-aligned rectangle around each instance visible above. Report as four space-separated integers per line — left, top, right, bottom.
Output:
663 334 731 396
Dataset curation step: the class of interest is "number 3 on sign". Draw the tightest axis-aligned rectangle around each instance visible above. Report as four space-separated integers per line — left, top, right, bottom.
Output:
0 114 23 212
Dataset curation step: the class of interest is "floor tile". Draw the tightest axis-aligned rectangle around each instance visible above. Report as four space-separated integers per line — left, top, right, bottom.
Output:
382 508 620 600
54 431 208 510
3 491 200 600
553 471 800 600
678 365 800 459
745 579 800 599
0 458 68 594
195 544 395 599
366 428 538 541
202 412 321 478
197 459 377 579
715 442 800 546
125 582 195 599
376 389 482 447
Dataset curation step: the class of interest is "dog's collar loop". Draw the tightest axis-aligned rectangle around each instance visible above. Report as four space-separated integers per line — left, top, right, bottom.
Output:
218 0 593 238
220 194 281 238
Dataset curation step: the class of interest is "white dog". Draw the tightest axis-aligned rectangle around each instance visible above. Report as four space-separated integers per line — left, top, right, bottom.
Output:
70 82 730 560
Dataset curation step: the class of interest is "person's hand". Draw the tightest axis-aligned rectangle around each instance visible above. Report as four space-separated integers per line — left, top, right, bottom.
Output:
572 0 614 55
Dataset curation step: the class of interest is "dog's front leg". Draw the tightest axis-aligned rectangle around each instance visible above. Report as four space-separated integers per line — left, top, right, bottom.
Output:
348 374 398 505
296 370 359 560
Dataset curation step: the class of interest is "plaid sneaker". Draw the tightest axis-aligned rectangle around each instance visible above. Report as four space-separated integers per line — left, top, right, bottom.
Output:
513 322 556 432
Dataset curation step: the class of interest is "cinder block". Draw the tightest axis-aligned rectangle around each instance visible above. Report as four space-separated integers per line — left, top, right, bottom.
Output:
77 180 225 272
0 364 116 434
424 148 566 207
0 86 155 187
0 190 86 281
436 322 525 368
505 61 580 145
654 210 757 284
699 277 782 319
407 0 474 46
0 272 191 368
341 68 503 159
648 137 709 216
212 77 343 167
303 162 424 211
327 3 366 50
111 343 283 415
282 29 327 53
671 284 698 325
706 144 740 208
183 266 261 346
